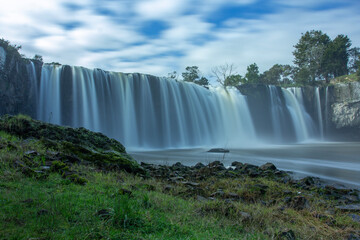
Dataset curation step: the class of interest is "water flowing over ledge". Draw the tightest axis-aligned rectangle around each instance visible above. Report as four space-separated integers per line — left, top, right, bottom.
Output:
31 64 324 150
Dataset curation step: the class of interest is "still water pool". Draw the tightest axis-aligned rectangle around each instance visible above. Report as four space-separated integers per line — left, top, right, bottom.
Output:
130 142 360 189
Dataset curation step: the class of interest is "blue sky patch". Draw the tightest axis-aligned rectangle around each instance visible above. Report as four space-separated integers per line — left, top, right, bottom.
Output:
138 21 169 39
63 3 83 12
205 1 278 27
61 21 83 31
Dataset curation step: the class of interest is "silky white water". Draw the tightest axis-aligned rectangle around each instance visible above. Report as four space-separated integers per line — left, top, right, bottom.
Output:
34 64 322 149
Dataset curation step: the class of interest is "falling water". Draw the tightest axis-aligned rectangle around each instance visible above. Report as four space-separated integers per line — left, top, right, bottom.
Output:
34 65 324 149
324 86 329 136
26 61 38 111
282 88 314 141
314 87 324 139
268 85 284 141
37 65 258 149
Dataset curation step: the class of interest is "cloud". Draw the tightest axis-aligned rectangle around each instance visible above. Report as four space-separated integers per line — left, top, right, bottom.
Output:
0 0 359 78
180 5 360 77
135 0 188 20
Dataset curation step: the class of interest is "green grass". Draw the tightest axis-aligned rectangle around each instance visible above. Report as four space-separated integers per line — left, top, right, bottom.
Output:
0 169 262 239
1 162 359 239
1 116 359 239
330 73 360 84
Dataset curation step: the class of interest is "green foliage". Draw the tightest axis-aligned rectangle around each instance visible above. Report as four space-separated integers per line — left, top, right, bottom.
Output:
0 38 22 60
245 63 260 83
224 74 245 86
182 66 209 86
0 39 24 81
293 30 331 83
322 34 351 81
260 64 283 85
293 67 311 85
182 66 200 82
293 30 354 84
194 76 209 86
33 54 43 62
349 47 360 73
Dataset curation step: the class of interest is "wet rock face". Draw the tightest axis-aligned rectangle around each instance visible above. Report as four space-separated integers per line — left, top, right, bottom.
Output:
330 82 360 129
0 47 41 117
332 101 360 129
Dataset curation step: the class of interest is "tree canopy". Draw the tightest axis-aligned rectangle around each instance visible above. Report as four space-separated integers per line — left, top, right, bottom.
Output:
181 66 209 86
170 30 358 87
293 30 352 84
245 63 260 83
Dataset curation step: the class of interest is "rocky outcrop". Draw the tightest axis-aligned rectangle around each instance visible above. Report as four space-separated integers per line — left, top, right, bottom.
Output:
330 82 360 129
0 45 41 117
0 115 144 175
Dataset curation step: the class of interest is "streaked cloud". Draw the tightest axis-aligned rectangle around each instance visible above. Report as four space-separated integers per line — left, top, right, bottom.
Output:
0 0 359 79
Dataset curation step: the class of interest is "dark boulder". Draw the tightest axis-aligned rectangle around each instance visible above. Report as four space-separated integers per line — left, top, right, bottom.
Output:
260 162 277 171
207 148 230 153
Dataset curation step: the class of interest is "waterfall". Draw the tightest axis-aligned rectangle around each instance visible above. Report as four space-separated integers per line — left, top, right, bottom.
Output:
26 61 39 117
34 64 324 149
324 86 329 136
268 86 286 142
38 65 62 124
282 88 314 141
314 87 324 139
37 65 257 149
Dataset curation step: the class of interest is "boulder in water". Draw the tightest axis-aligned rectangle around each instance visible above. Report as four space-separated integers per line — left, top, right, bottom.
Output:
207 148 230 153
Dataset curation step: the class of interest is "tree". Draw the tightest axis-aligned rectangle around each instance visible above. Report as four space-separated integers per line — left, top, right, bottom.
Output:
293 67 311 85
245 63 260 83
211 63 238 86
281 65 294 85
181 66 208 86
260 64 295 85
322 34 351 81
33 54 43 62
182 66 200 83
348 47 360 73
167 71 179 80
224 74 246 87
293 30 330 84
260 64 283 85
194 76 209 86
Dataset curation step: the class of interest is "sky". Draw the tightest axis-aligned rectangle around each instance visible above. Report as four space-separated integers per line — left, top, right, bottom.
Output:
1 0 360 80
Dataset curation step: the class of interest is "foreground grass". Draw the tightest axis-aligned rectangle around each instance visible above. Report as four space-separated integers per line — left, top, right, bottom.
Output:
1 163 359 239
0 169 263 239
0 116 359 239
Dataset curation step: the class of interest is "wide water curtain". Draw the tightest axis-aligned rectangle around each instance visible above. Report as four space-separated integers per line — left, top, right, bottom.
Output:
34 64 321 149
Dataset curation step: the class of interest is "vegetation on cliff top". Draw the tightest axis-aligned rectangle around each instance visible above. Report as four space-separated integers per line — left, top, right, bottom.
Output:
1 115 360 239
173 30 360 88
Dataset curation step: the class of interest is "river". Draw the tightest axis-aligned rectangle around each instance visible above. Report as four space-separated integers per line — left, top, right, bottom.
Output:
130 142 360 189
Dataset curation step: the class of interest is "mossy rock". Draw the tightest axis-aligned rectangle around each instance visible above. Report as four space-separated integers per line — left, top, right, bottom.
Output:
0 115 144 174
0 114 125 153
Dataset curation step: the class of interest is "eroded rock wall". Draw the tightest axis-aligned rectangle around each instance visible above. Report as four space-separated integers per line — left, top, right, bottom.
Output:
331 82 360 129
0 46 41 117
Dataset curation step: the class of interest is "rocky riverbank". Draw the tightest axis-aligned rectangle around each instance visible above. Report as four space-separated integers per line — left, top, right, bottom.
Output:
1 115 359 239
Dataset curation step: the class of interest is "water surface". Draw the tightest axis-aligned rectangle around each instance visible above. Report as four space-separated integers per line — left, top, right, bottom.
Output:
130 142 360 189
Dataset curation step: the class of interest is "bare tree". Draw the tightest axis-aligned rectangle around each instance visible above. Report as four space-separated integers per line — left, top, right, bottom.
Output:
211 63 238 86
167 71 179 80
